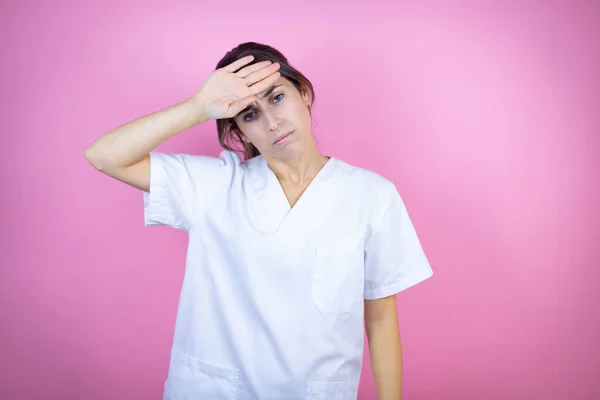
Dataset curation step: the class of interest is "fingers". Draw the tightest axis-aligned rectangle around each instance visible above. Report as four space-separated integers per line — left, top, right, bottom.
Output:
230 95 257 115
235 60 273 78
244 62 280 87
247 71 281 96
222 55 255 73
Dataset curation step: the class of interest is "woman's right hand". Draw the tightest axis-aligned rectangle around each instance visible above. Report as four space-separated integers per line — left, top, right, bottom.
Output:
193 56 281 121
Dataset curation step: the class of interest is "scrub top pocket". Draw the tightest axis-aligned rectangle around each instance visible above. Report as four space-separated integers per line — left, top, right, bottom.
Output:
306 378 360 399
311 235 364 316
164 349 240 400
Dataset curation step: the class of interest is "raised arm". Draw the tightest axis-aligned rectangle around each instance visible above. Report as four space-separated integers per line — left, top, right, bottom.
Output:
85 99 205 192
84 55 281 192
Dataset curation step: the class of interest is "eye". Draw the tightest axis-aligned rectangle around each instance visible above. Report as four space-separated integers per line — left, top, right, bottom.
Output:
243 94 284 122
243 111 256 122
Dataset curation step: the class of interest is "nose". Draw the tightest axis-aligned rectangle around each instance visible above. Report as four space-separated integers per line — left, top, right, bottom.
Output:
263 108 282 131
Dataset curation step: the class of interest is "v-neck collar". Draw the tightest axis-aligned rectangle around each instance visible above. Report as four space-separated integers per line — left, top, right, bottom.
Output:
247 155 339 238
267 156 334 210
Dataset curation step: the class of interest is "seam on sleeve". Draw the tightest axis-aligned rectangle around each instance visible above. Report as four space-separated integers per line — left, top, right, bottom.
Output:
365 180 394 243
143 152 191 230
364 268 433 299
191 151 233 226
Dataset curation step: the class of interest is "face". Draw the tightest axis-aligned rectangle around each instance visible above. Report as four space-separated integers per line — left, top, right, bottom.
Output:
233 76 313 160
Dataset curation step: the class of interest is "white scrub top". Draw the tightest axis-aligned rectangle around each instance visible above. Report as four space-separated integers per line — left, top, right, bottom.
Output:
143 150 433 400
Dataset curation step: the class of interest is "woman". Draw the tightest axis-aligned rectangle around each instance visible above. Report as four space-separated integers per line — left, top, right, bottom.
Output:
86 42 433 400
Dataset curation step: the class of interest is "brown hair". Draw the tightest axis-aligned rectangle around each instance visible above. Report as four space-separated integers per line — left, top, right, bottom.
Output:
214 42 315 160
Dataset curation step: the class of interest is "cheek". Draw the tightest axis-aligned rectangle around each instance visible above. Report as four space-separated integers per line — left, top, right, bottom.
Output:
246 130 270 146
293 102 312 124
285 101 309 123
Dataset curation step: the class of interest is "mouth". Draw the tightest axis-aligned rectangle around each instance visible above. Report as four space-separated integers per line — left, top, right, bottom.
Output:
273 130 295 145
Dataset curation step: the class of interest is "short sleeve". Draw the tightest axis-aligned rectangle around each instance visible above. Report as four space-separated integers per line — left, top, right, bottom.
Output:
363 181 433 300
142 150 239 231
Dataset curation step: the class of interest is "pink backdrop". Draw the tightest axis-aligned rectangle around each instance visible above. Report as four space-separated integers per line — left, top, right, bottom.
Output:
1 1 598 399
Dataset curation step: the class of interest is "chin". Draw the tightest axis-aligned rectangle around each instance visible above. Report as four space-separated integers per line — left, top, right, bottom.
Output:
279 145 308 160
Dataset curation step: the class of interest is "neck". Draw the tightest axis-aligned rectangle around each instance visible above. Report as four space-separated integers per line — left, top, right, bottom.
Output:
265 148 329 186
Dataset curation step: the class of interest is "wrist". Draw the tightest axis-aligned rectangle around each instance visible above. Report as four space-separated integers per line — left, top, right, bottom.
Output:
186 95 209 125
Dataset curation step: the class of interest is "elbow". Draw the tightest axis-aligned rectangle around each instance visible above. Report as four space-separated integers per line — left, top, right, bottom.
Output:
85 145 106 171
85 146 99 169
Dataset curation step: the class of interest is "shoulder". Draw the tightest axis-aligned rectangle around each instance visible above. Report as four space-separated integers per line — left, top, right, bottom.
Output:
333 157 399 201
212 149 244 169
333 157 405 225
184 150 245 178
148 150 246 189
150 149 242 168
240 152 262 171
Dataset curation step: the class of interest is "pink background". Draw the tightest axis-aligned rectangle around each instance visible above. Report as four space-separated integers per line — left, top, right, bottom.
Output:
1 1 598 399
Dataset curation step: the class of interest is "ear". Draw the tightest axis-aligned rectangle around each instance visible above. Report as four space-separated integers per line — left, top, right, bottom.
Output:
301 86 310 107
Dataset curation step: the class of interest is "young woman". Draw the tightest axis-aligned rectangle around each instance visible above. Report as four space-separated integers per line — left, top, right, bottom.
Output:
86 42 433 400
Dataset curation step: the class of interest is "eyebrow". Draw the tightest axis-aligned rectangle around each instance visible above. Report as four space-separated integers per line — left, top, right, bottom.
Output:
236 85 283 118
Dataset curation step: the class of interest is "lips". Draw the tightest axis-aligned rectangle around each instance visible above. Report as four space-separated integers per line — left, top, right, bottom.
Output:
273 131 294 145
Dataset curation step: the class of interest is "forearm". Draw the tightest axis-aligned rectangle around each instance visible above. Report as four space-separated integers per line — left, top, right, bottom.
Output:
366 317 403 400
85 97 206 171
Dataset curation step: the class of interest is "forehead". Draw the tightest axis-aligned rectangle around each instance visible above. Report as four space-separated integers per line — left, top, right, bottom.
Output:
235 77 294 118
273 76 291 86
259 76 291 94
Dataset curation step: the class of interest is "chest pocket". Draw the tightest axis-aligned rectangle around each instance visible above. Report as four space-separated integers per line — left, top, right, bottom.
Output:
311 234 364 316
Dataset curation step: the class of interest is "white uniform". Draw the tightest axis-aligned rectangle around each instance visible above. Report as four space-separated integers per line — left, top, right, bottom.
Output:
143 150 433 400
